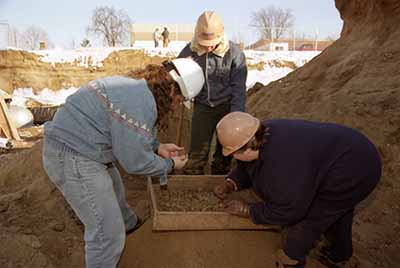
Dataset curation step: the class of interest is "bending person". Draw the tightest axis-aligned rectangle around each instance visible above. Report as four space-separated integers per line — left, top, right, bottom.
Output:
42 58 204 268
214 112 381 268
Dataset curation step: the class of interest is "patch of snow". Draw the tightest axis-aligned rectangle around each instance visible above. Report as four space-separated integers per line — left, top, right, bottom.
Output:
5 46 321 104
11 87 78 107
246 67 293 89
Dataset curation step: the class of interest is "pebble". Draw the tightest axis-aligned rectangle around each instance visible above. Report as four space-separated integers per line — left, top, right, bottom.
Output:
22 228 34 235
0 201 9 212
50 222 66 232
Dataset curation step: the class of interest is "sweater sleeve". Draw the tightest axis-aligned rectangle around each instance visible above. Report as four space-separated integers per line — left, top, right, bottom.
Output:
110 120 173 177
229 49 247 112
249 165 318 226
226 161 253 190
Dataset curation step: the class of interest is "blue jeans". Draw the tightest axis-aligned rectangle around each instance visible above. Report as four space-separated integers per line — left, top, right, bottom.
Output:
42 137 138 268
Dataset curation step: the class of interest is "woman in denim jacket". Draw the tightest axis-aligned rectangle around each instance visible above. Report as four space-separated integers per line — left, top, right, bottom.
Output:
42 58 204 268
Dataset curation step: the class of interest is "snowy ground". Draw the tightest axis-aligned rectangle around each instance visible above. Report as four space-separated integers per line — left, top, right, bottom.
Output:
3 41 320 106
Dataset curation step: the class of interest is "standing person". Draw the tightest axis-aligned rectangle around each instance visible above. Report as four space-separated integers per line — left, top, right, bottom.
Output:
214 112 381 268
42 58 204 268
178 11 247 175
153 28 162 48
162 27 170 48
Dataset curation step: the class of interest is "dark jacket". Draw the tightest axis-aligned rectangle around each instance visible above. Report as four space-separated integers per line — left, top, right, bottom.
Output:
228 119 381 226
162 29 169 39
178 40 247 112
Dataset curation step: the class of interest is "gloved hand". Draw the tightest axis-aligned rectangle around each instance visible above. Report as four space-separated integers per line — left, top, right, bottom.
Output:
158 143 184 158
224 200 250 218
171 154 188 169
213 180 235 199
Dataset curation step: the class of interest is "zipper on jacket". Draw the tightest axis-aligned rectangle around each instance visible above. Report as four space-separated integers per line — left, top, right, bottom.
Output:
205 53 214 107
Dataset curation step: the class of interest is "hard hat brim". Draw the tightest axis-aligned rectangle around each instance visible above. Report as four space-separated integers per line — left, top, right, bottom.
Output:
222 147 232 157
197 36 222 47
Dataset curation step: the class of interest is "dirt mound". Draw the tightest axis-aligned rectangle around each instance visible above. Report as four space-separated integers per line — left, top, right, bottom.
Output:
247 0 400 266
247 60 297 71
0 49 166 93
0 143 85 268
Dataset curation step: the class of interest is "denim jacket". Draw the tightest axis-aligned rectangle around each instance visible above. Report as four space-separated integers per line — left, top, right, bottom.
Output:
44 76 173 184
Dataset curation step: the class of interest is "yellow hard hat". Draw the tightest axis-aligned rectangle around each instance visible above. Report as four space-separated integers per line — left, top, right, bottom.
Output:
195 11 224 47
216 112 260 156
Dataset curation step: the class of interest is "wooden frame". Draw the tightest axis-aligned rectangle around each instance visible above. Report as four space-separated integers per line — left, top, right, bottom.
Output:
0 97 20 140
147 175 277 231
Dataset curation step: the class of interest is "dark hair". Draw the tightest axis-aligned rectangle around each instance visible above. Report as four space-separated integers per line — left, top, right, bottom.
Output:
126 64 181 130
236 123 269 152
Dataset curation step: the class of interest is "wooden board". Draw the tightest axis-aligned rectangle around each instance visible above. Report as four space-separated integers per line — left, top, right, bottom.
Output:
148 175 277 231
0 97 20 140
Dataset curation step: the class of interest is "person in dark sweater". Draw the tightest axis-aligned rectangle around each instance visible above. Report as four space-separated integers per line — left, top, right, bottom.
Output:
214 112 381 268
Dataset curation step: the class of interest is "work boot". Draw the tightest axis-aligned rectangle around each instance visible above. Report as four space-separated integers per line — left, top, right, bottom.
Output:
274 249 305 268
317 254 360 268
211 140 232 175
313 244 359 268
183 154 207 175
126 217 145 235
210 165 231 175
210 155 232 175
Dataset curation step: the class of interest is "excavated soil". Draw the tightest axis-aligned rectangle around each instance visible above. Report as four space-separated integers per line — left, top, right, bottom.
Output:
1 0 400 267
0 49 166 93
156 189 225 212
155 188 258 212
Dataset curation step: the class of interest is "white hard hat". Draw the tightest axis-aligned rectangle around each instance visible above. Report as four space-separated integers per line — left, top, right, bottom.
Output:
8 105 34 128
168 58 204 105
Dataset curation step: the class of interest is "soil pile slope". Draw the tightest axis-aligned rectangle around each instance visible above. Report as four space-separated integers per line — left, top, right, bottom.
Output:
247 1 400 266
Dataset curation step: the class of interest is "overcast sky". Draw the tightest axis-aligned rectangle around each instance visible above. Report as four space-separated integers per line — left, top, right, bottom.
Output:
0 0 342 48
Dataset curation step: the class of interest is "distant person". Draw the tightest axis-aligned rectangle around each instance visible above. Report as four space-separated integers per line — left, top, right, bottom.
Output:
214 112 382 268
162 27 170 48
42 58 204 268
178 11 247 175
153 28 162 48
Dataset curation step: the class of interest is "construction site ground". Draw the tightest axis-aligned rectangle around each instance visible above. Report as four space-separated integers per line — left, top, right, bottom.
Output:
1 1 400 267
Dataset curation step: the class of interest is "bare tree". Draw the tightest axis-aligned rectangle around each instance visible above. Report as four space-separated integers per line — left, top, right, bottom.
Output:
250 6 295 40
87 6 131 47
80 38 91 47
231 31 245 45
20 25 50 50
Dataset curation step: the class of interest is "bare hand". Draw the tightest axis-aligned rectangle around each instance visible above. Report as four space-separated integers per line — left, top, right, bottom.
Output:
213 180 235 199
171 154 188 169
224 200 250 218
158 143 184 158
